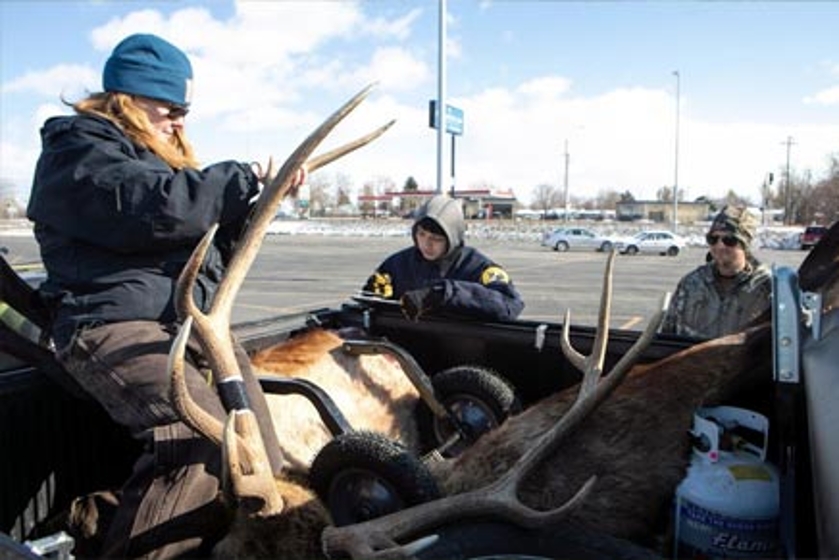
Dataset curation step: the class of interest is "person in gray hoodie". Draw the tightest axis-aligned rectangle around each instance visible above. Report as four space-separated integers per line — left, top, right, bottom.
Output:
363 195 524 321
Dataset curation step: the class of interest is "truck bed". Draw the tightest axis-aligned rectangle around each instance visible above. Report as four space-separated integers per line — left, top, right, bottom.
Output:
1 293 831 558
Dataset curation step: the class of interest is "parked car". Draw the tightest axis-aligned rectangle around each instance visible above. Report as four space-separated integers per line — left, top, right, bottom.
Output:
614 230 685 256
799 225 828 250
540 227 614 252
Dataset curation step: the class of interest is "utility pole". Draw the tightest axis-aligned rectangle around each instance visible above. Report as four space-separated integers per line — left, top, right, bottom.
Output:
563 139 570 223
435 0 446 194
672 70 680 234
782 136 795 225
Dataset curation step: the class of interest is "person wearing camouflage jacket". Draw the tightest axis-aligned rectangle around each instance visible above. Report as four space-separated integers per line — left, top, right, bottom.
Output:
661 205 772 339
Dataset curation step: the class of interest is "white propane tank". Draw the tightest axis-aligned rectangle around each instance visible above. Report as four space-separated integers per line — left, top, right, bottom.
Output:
673 406 781 559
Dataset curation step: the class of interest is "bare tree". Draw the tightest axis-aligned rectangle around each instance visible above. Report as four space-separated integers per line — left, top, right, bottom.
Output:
656 186 672 203
334 172 354 213
799 167 839 225
719 189 753 208
619 191 636 203
399 176 419 215
592 189 621 211
531 183 560 217
306 174 333 217
0 179 23 220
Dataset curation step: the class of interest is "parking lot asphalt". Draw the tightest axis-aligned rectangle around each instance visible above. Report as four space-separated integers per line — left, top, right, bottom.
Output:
2 230 807 329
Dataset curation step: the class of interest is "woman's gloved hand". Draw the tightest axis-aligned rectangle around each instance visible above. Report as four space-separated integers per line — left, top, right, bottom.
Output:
400 284 445 321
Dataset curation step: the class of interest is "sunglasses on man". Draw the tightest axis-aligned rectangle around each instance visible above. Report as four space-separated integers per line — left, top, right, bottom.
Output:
706 233 739 247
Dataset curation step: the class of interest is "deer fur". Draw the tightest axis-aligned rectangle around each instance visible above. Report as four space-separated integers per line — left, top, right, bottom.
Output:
211 476 328 560
250 328 421 473
428 323 774 545
204 325 774 560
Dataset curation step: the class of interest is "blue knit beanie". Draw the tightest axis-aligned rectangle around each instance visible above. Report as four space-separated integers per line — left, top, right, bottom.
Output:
103 34 193 106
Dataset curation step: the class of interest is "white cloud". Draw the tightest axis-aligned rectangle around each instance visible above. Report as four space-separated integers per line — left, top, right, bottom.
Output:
362 7 423 41
517 76 572 98
2 65 97 98
803 86 839 106
361 47 431 91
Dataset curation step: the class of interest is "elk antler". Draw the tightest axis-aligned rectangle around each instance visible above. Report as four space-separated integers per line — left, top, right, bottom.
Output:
169 84 393 516
321 250 670 559
169 317 282 515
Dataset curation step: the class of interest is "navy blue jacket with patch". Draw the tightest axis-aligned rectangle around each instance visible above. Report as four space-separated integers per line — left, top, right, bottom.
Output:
365 245 524 321
27 113 259 347
363 195 524 322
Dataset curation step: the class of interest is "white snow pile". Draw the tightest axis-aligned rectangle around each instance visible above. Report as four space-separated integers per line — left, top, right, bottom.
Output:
266 217 808 251
0 217 813 251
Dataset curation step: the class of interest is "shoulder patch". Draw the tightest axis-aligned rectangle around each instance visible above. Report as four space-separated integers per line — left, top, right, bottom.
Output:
481 266 510 286
368 272 393 298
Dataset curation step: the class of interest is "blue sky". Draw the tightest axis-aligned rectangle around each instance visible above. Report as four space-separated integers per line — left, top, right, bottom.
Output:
2 1 839 207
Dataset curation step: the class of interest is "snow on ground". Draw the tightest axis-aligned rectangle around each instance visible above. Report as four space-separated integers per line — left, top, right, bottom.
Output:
2 218 809 251
265 217 806 251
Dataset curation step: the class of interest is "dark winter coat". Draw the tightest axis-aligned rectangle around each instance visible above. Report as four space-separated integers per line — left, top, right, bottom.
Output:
27 113 259 346
363 196 524 321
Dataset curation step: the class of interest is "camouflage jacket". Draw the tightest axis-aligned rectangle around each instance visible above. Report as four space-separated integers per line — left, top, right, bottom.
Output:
660 261 772 339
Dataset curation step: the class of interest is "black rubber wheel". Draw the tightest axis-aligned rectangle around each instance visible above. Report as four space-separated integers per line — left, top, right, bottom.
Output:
308 431 441 527
555 241 569 252
413 519 663 560
600 241 614 252
666 246 679 257
625 245 639 255
417 365 521 457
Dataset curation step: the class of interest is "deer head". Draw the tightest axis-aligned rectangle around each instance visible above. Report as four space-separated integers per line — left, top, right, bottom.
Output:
168 84 394 517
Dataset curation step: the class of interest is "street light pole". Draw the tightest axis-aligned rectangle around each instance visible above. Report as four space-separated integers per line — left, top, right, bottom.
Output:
563 139 570 223
435 0 446 194
672 70 680 233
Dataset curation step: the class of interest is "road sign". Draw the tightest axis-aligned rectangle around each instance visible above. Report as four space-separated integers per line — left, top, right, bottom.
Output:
428 100 464 136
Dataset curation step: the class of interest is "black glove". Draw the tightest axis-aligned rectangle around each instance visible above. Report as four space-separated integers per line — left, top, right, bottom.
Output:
400 284 445 321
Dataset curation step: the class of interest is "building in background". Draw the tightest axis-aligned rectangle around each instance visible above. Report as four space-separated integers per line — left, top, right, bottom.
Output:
616 200 710 225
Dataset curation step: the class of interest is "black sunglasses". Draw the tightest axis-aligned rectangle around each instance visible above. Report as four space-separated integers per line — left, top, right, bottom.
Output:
706 233 739 247
165 104 190 120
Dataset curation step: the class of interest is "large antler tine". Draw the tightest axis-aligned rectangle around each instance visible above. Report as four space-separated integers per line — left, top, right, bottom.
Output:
168 316 225 445
583 249 615 393
175 224 219 322
306 119 396 173
560 309 586 372
169 318 282 515
601 292 670 385
216 82 382 318
224 410 284 516
561 250 615 396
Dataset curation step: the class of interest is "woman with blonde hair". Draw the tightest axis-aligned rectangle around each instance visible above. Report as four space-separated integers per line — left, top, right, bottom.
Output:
27 33 299 558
